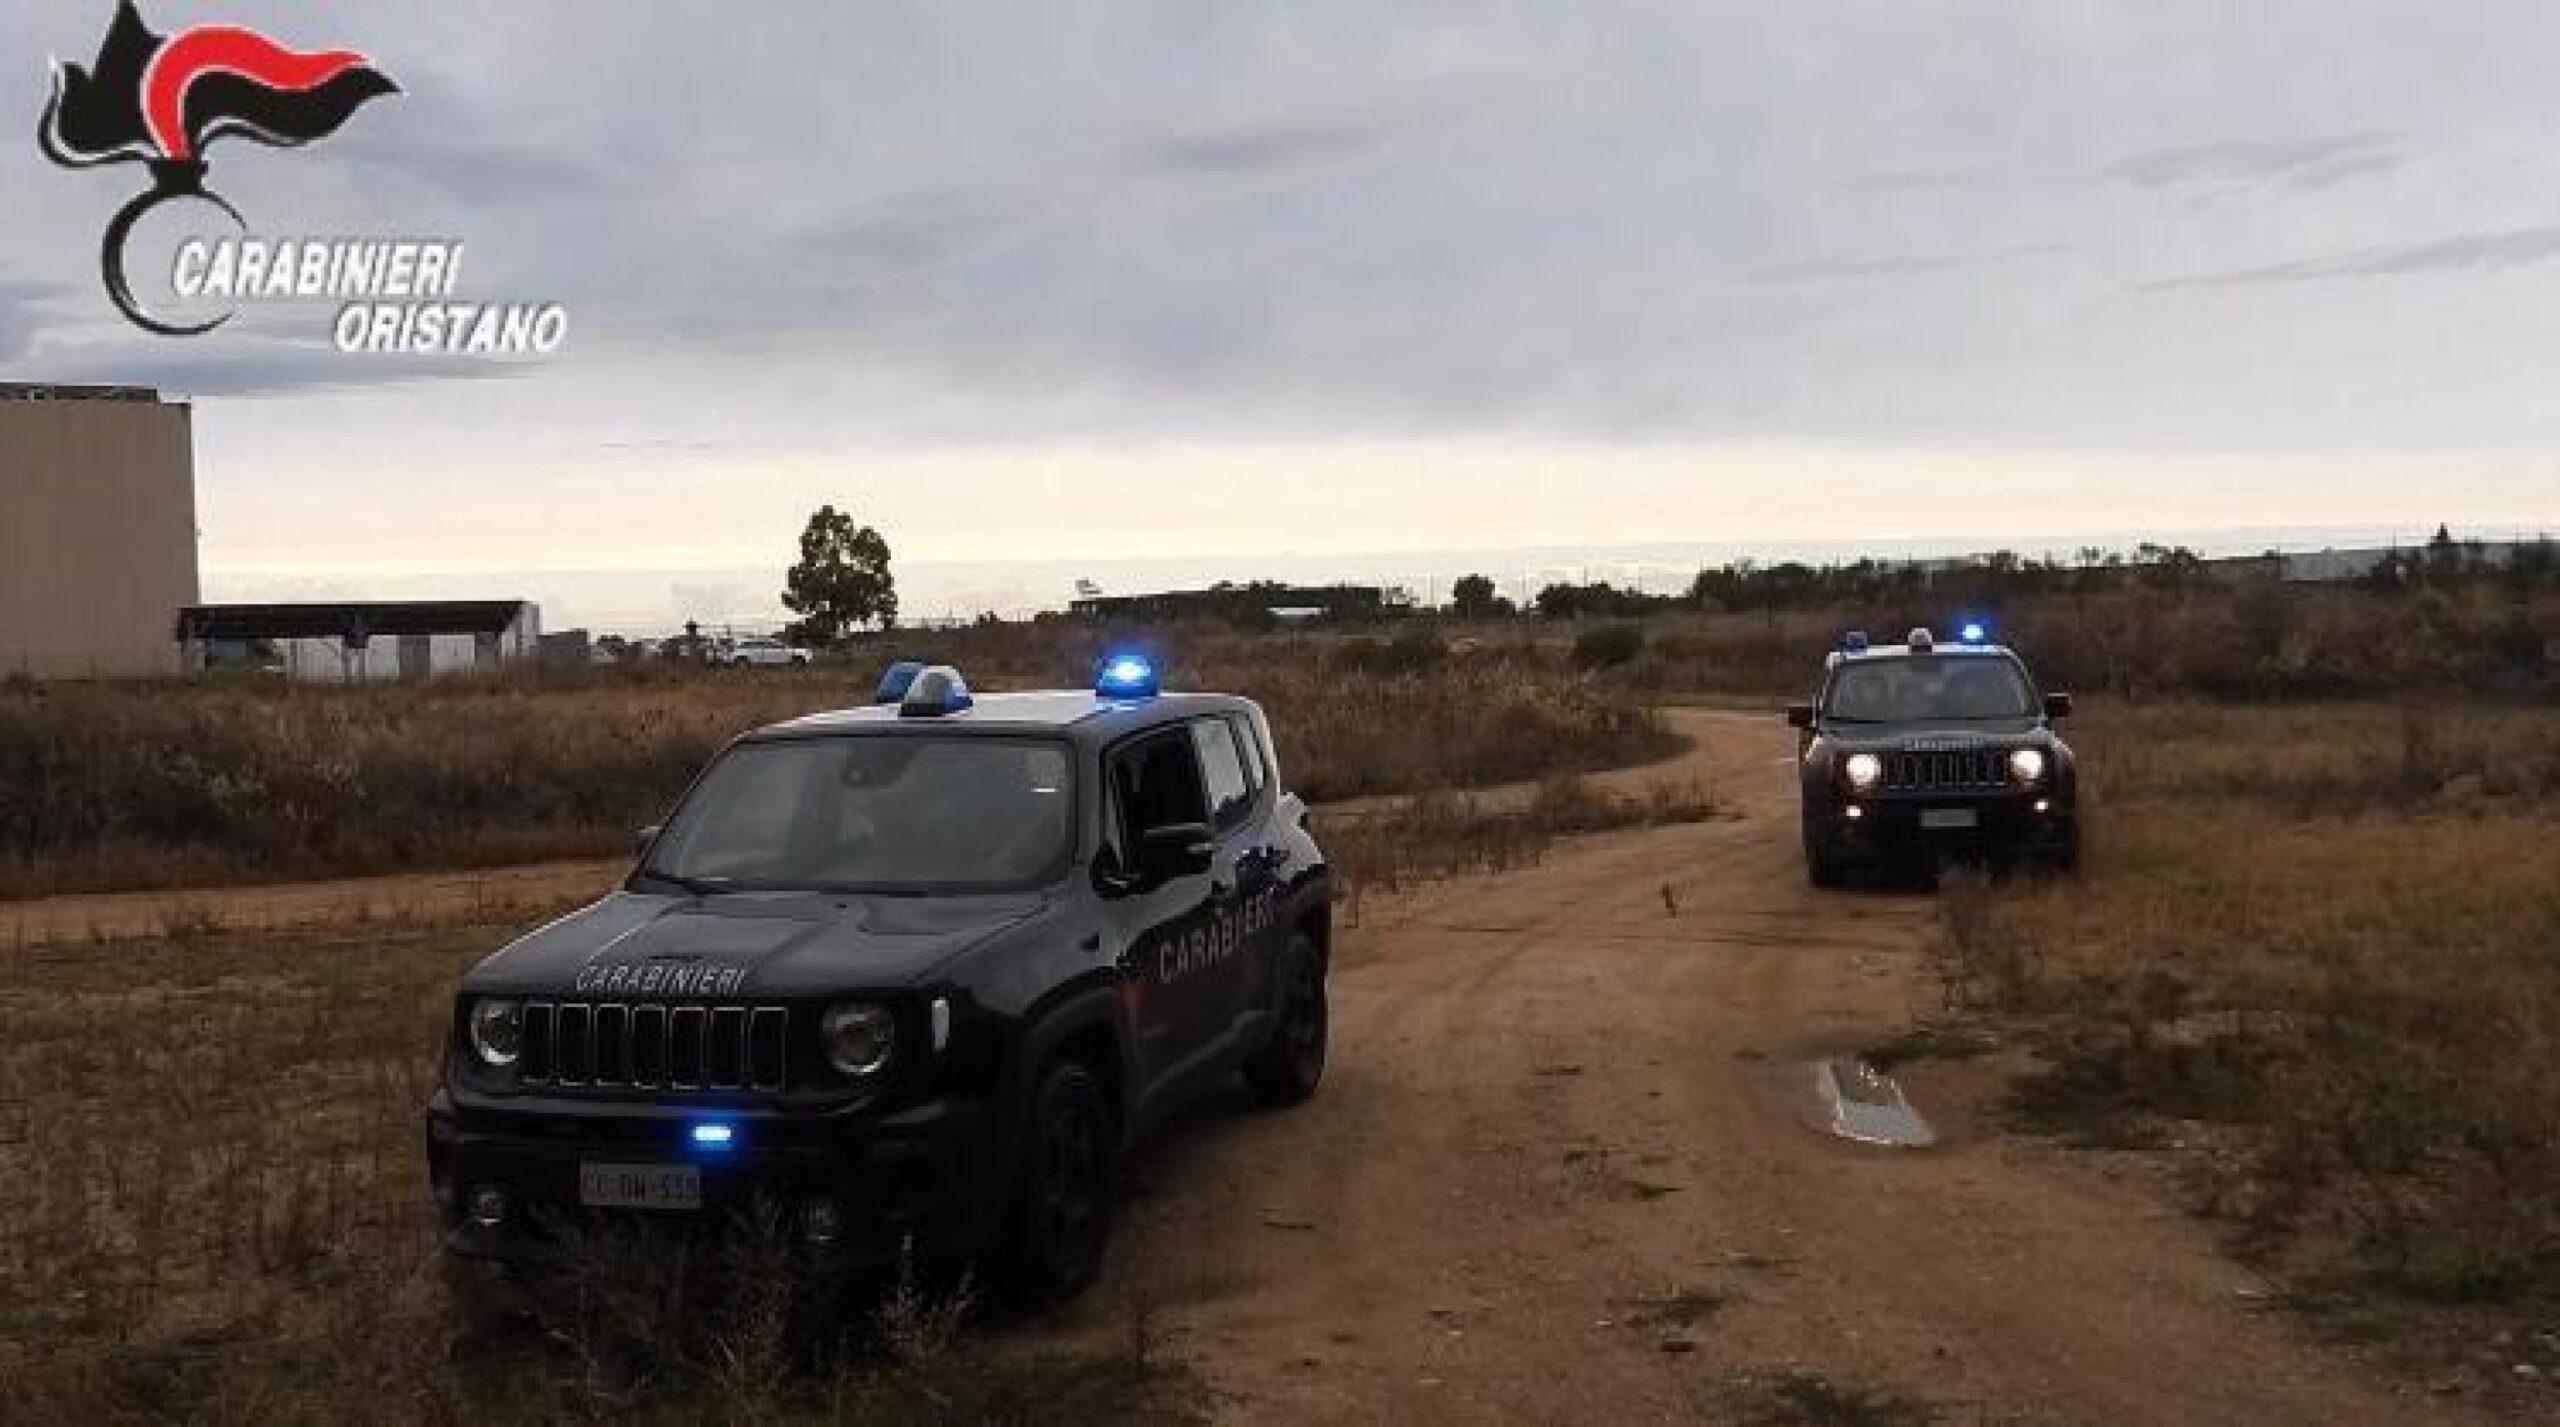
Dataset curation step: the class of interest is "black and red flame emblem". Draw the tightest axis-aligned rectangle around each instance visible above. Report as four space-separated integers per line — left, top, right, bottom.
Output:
39 2 397 335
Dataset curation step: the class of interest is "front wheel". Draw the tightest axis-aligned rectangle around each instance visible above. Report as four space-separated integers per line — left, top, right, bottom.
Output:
1803 818 1844 888
995 1059 1117 1307
1243 934 1327 1107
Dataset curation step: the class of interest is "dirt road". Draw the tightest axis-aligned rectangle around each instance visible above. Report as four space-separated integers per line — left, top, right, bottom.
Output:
1034 709 2477 1425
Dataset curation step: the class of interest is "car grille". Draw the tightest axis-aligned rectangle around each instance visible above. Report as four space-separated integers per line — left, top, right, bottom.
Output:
519 1002 789 1091
1887 748 2005 791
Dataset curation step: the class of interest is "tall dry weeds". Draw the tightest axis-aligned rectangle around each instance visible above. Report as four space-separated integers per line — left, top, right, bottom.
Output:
1933 700 2560 1319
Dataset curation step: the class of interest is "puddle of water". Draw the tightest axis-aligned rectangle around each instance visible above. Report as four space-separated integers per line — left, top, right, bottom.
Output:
1814 1056 1937 1147
1750 1053 1938 1148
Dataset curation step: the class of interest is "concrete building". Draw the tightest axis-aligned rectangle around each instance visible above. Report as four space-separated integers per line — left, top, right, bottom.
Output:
178 600 543 682
0 384 200 678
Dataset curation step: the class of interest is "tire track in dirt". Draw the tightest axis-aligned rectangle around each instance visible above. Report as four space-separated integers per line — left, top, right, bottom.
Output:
1025 710 2490 1426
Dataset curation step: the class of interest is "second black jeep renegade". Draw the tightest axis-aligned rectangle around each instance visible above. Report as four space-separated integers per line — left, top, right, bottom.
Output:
426 659 1331 1304
1788 627 2079 884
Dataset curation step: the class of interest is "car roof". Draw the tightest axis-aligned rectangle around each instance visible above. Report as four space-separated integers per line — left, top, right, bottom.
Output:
749 689 1256 743
1837 642 2016 660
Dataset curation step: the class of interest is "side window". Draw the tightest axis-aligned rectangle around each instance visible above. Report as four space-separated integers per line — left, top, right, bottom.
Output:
1190 719 1253 831
1225 714 1266 794
1110 729 1209 842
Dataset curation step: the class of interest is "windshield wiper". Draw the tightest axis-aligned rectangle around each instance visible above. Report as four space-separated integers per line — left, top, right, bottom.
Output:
632 868 736 897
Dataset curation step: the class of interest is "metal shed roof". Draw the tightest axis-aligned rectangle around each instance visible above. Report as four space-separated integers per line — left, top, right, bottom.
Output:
176 601 533 642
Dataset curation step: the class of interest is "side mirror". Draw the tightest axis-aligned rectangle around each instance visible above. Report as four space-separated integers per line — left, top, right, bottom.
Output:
1139 822 1215 881
2043 692 2073 720
634 823 662 859
1785 702 1814 730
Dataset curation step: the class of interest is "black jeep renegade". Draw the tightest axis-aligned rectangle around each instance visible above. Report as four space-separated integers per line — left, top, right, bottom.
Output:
1787 628 2078 885
425 659 1331 1304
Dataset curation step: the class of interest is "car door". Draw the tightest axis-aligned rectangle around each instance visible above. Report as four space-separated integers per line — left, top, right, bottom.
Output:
1187 715 1275 1043
1101 726 1225 1091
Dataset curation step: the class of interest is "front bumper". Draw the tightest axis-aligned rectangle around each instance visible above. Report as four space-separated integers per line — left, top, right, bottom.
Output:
1810 789 2074 863
424 1088 1003 1266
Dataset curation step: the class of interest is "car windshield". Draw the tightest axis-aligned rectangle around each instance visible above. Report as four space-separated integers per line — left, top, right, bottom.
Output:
1825 656 2036 722
640 734 1072 893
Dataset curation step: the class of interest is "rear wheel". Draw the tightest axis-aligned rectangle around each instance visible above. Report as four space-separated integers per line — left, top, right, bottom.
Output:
995 1059 1116 1306
1243 934 1327 1106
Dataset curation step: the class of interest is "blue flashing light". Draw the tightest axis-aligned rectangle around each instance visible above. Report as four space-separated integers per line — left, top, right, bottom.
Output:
871 660 926 705
1095 653 1160 699
691 1122 736 1149
1841 630 1869 653
1958 621 1989 645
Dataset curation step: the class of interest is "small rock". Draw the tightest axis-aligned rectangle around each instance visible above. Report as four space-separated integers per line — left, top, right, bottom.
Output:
2516 1364 2543 1381
1658 1334 1700 1354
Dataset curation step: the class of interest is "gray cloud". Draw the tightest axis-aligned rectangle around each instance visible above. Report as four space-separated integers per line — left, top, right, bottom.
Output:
30 337 529 398
2149 225 2560 289
2106 134 2408 192
3 0 2559 545
0 275 73 363
1139 118 1389 176
1749 243 2063 285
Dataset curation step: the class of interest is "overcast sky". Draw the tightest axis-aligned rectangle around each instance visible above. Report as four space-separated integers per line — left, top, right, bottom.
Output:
4 2 2557 625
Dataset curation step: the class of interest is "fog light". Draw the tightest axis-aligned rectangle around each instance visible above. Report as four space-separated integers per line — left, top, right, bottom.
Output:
465 1185 508 1228
2033 798 2050 814
800 1198 843 1247
1844 805 1864 821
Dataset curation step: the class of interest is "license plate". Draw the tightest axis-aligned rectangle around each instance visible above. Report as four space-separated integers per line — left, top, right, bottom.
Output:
578 1162 701 1210
1920 807 1978 830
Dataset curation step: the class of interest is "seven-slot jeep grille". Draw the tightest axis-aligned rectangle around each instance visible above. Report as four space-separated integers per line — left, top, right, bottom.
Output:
519 1002 789 1091
1887 748 2005 791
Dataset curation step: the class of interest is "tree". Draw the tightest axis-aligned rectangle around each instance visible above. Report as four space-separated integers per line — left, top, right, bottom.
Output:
781 505 897 645
1449 572 1510 618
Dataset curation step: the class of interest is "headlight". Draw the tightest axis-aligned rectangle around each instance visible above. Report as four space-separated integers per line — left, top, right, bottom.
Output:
468 998 523 1067
820 1003 897 1077
1842 752 1884 791
2008 747 2048 785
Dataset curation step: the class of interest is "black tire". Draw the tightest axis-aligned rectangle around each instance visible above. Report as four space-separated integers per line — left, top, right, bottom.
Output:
1803 819 1844 888
996 1059 1116 1307
441 1255 529 1339
732 657 752 669
1243 934 1327 1107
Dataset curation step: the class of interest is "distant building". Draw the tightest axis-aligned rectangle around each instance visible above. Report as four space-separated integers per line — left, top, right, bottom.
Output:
1068 583 1389 622
178 600 542 682
0 383 200 678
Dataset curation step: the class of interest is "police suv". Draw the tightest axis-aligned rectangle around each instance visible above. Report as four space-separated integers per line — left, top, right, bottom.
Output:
426 658 1331 1304
1787 626 2078 884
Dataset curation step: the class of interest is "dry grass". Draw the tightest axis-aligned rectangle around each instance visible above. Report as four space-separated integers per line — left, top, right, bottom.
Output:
0 643 1673 899
1933 700 2560 1341
0 913 1201 1425
1320 772 1727 918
